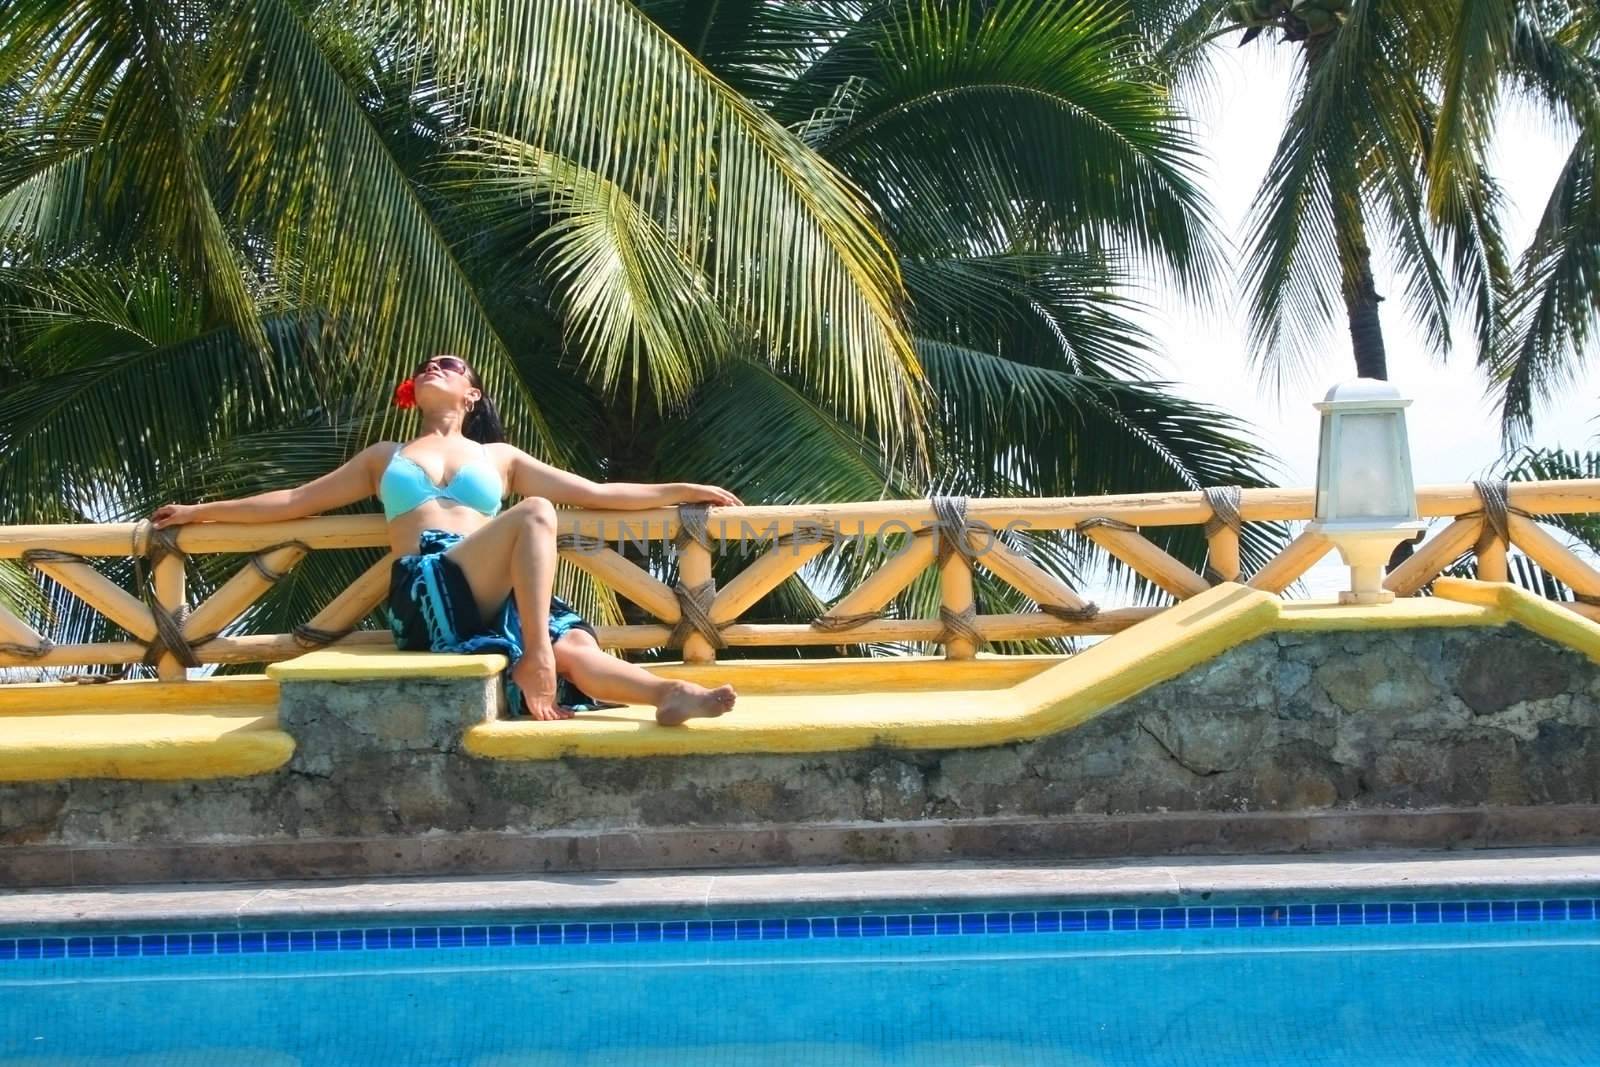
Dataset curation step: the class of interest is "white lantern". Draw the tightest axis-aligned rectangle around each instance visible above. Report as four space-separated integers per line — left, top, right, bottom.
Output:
1307 379 1425 604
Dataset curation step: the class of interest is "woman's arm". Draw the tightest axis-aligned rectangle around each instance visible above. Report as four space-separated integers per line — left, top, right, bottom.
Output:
151 444 390 528
502 448 741 510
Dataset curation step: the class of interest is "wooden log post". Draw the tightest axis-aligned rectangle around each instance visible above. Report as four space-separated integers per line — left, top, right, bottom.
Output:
677 539 716 665
938 546 978 660
1475 532 1509 582
183 544 310 645
153 554 188 680
1077 521 1210 599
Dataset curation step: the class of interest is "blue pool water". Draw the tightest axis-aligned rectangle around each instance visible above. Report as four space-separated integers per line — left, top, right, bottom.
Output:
3 899 1600 1065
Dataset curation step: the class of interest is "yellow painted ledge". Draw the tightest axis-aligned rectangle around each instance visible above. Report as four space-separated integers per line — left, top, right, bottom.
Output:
0 709 293 782
267 648 508 681
465 580 1599 762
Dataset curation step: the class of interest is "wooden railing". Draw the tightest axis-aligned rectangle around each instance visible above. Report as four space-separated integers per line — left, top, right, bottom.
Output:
2 478 1599 681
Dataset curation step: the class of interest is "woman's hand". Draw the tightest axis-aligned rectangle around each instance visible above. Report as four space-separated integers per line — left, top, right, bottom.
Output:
150 503 204 529
679 483 742 507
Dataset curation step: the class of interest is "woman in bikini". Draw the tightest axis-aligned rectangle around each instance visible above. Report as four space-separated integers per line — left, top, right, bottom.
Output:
150 354 737 726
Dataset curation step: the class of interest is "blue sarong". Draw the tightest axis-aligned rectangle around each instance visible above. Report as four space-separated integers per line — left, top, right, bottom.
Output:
387 529 610 714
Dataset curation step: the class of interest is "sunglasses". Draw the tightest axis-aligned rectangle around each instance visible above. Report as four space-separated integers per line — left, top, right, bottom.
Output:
416 355 470 378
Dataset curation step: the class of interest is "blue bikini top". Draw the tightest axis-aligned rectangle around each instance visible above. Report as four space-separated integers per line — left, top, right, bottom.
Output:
379 442 504 521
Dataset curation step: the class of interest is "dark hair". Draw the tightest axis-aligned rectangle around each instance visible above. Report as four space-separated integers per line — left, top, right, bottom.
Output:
462 365 505 444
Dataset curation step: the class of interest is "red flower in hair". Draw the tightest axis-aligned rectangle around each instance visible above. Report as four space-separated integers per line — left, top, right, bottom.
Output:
393 378 417 409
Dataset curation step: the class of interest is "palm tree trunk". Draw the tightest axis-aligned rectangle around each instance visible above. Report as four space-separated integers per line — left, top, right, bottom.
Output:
1306 34 1388 381
1333 192 1389 380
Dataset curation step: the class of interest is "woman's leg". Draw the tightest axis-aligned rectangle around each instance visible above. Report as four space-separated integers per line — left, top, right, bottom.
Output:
443 498 563 720
553 630 736 726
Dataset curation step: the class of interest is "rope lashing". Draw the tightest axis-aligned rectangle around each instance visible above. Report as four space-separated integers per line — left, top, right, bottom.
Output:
556 531 603 553
937 604 990 651
1038 601 1100 622
1201 485 1244 584
0 637 54 658
672 503 713 551
920 495 983 570
293 623 356 649
669 579 726 650
1202 486 1243 538
809 610 885 632
1074 515 1138 534
1469 479 1527 545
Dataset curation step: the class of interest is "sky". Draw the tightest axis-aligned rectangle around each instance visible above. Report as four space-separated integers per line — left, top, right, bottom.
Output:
1145 45 1596 493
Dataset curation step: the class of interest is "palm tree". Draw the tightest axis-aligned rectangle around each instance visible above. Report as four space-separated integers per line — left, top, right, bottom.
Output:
0 0 1283 666
1149 0 1514 388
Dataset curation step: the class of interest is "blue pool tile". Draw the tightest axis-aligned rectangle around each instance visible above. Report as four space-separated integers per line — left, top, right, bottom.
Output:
363 930 389 950
984 913 1009 935
286 931 313 952
614 922 639 943
215 934 239 955
92 936 116 957
1038 911 1064 932
464 927 488 948
635 922 660 943
1237 906 1263 928
1363 903 1389 925
489 926 513 946
810 918 836 939
189 933 214 955
439 927 465 948
17 940 39 960
588 923 612 944
240 932 266 954
314 930 339 951
960 914 984 935
1112 909 1137 931
933 914 960 935
1543 901 1568 921
1517 901 1542 922
1137 908 1162 931
662 921 688 942
1447 902 1472 924
1485 901 1512 923
838 917 862 939
1212 907 1237 929
390 929 415 949
789 918 815 939
1338 904 1363 926
910 915 934 937
562 924 587 945
264 932 289 953
712 920 737 941
538 924 562 945
1570 900 1593 921
68 937 92 958
513 926 538 947
1264 907 1289 928
1290 905 1316 927
763 919 788 940
40 938 65 959
1186 908 1212 930
1162 908 1186 930
0 942 13 961
1416 902 1440 924
1087 910 1111 931
736 919 761 942
1011 912 1036 934
334 930 360 950
883 916 910 937
1390 903 1414 925
684 921 709 942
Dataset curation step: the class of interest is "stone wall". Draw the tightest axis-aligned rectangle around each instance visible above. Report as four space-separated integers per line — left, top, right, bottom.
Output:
4 624 1599 885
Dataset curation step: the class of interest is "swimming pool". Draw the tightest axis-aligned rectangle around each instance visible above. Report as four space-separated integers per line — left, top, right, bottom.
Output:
3 897 1598 1065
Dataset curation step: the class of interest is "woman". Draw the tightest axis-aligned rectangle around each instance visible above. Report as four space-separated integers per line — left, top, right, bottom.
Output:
151 354 738 726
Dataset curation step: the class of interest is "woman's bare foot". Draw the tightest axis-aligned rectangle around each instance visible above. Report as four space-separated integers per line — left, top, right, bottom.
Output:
655 681 736 726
